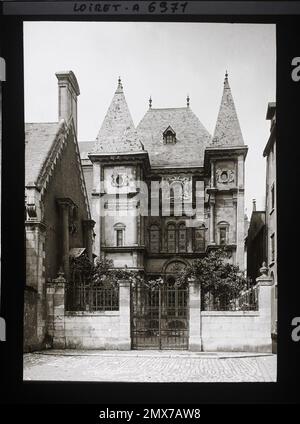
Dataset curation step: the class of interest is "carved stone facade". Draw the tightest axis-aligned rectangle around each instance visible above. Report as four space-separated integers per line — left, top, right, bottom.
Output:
80 74 248 280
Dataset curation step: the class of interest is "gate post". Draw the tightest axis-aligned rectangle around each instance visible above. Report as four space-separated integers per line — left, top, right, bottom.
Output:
188 277 202 351
256 262 273 352
46 270 66 349
118 279 131 350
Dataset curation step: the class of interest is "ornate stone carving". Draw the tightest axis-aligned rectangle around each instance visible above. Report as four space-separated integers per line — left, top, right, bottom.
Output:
111 171 129 187
163 175 192 200
165 261 187 274
216 168 235 184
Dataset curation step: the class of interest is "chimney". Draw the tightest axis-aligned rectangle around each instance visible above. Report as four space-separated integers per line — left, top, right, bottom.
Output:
252 199 256 212
55 71 80 134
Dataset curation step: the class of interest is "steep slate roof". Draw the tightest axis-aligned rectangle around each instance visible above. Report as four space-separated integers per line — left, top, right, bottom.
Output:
25 122 60 186
212 73 244 146
92 79 144 154
136 107 211 167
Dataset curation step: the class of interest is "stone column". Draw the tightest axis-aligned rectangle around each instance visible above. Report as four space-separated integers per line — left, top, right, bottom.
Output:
232 193 238 244
46 270 66 349
92 162 101 258
209 198 216 244
188 278 202 351
256 263 273 352
236 154 245 270
83 219 95 262
57 198 74 280
211 160 216 188
118 279 131 350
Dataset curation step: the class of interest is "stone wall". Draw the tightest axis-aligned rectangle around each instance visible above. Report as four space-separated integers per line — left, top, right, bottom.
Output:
47 278 131 350
201 311 271 352
64 312 122 349
24 287 39 352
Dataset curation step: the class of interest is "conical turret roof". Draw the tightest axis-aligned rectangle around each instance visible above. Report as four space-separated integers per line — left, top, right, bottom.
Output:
92 78 144 153
212 72 244 146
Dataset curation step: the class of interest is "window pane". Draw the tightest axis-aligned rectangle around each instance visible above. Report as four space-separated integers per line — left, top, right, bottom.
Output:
116 229 123 246
220 228 226 245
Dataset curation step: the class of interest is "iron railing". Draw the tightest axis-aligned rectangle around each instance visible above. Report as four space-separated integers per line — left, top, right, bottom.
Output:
202 285 259 311
66 281 119 312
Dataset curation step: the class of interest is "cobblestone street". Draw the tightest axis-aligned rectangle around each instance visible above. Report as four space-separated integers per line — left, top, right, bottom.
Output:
23 351 277 382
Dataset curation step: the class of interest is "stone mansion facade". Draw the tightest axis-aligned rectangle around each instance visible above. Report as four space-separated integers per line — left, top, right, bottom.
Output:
24 70 277 353
79 74 248 280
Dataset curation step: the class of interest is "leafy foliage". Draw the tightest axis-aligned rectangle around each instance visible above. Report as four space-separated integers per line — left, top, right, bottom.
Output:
175 248 247 309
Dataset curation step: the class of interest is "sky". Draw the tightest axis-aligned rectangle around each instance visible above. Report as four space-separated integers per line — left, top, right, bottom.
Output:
24 22 276 217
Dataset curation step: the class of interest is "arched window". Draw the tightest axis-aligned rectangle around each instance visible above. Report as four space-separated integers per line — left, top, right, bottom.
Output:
114 223 126 247
194 226 205 251
167 223 176 253
149 224 160 253
178 223 187 252
217 221 229 245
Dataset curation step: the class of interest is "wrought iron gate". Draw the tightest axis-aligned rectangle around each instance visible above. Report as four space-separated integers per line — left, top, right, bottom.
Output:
131 282 189 350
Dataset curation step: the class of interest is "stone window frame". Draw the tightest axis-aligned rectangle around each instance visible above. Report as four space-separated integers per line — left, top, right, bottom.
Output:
178 222 187 253
194 224 206 252
166 222 177 253
149 224 160 253
217 221 229 245
114 222 126 247
163 126 176 144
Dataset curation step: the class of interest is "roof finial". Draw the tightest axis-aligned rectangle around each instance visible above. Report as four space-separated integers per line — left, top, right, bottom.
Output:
252 198 256 212
224 70 228 84
149 96 152 109
117 76 123 91
187 94 190 107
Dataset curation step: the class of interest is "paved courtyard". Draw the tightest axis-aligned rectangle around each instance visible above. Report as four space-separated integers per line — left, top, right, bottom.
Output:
23 350 277 382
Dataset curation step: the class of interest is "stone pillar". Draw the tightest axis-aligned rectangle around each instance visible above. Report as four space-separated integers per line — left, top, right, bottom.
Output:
118 279 131 350
209 198 215 244
236 154 245 270
57 198 75 280
188 278 202 351
211 160 216 188
46 270 66 349
92 162 101 258
83 219 95 262
256 263 273 352
232 194 237 244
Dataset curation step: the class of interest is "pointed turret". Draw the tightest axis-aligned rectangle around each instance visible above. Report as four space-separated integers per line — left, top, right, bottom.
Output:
92 78 144 153
212 72 244 146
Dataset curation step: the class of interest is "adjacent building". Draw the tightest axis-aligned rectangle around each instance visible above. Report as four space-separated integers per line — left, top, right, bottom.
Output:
264 102 277 350
24 71 94 351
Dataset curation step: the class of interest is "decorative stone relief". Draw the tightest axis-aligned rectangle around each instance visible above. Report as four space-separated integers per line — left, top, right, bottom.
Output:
216 169 235 184
162 175 192 200
111 171 129 187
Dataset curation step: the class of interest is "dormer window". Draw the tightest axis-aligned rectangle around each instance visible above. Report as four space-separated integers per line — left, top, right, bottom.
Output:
163 126 176 144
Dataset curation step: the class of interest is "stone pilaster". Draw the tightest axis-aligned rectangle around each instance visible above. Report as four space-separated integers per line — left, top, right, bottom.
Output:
209 196 216 245
46 270 66 349
83 219 95 262
92 162 101 257
57 198 75 280
236 154 245 270
188 278 202 351
25 221 46 344
118 279 131 350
